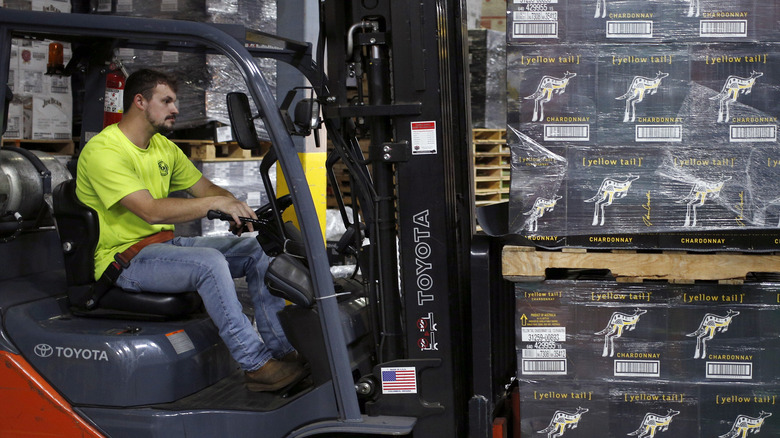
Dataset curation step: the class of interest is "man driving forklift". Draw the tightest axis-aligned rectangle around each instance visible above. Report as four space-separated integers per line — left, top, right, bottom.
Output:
75 68 307 392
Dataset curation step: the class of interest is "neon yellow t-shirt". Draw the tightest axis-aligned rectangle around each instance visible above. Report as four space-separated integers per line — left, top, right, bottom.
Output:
76 124 202 280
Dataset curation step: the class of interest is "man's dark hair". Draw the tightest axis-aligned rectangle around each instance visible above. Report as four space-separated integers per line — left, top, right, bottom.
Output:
123 69 178 112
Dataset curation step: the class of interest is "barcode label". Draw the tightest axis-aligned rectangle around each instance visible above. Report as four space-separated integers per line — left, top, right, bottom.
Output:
706 362 752 379
522 358 567 375
606 21 653 38
544 124 590 141
700 20 747 37
730 125 777 142
523 348 566 359
614 360 660 377
513 22 558 38
522 327 566 342
635 125 682 142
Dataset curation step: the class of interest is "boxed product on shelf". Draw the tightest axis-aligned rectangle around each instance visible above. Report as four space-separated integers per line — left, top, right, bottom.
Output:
507 44 598 146
4 97 32 140
596 44 690 145
688 42 780 144
515 281 780 385
10 38 73 141
517 380 699 438
506 130 567 244
566 145 660 248
700 384 780 437
31 92 72 140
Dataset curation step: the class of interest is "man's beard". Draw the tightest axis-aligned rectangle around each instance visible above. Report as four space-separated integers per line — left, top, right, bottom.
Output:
147 112 176 134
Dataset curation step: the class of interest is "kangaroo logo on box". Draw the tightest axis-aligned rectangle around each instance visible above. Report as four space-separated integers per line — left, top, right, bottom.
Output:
524 72 576 122
710 71 763 123
585 175 639 226
523 195 562 232
537 406 589 438
686 309 739 359
628 409 680 438
719 411 772 438
594 308 647 357
616 72 668 123
676 176 731 227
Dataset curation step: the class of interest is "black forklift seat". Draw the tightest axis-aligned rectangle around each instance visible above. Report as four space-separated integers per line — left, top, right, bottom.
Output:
52 179 202 318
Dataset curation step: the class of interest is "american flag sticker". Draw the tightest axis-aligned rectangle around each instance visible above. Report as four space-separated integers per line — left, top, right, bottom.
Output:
381 367 417 394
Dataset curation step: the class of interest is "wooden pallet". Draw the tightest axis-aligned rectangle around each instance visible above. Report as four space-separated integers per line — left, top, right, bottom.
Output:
473 128 509 206
1 138 75 155
502 246 780 284
172 139 267 161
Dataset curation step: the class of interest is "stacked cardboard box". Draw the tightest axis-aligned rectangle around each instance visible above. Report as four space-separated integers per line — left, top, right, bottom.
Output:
515 281 780 437
506 1 780 250
3 1 73 140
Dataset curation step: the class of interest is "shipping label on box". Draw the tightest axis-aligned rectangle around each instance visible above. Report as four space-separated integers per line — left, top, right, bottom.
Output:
566 146 660 246
507 132 568 244
597 44 690 145
506 0 564 44
687 43 779 145
17 40 46 96
507 44 598 146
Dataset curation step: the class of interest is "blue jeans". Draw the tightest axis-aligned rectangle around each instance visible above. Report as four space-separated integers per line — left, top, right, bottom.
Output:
115 236 293 372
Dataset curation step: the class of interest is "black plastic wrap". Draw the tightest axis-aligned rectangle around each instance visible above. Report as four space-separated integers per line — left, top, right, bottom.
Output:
507 21 780 249
99 0 277 135
516 281 780 384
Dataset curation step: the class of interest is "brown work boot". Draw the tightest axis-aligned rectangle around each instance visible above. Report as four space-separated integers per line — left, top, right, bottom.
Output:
280 351 307 365
245 359 306 392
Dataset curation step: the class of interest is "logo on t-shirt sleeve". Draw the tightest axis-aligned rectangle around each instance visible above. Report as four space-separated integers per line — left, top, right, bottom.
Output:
158 160 169 176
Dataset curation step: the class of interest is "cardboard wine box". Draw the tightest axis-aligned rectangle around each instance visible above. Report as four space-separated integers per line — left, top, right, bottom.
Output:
516 282 780 384
596 44 690 145
700 384 780 438
566 145 660 248
687 42 780 146
507 132 568 244
507 44 599 146
518 380 699 438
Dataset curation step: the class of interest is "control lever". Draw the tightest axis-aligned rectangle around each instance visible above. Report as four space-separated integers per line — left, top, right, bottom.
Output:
207 210 269 235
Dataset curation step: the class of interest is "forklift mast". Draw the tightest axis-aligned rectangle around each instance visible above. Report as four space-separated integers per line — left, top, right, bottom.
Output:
321 1 476 436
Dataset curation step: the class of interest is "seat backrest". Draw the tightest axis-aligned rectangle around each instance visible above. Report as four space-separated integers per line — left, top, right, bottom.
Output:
52 179 98 287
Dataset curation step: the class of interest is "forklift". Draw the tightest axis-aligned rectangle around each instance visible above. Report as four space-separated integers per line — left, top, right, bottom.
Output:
0 2 515 437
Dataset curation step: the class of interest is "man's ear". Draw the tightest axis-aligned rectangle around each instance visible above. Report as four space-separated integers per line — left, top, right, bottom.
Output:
133 93 146 110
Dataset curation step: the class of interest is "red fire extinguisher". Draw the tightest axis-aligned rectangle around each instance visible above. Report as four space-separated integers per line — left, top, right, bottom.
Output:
103 62 125 128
